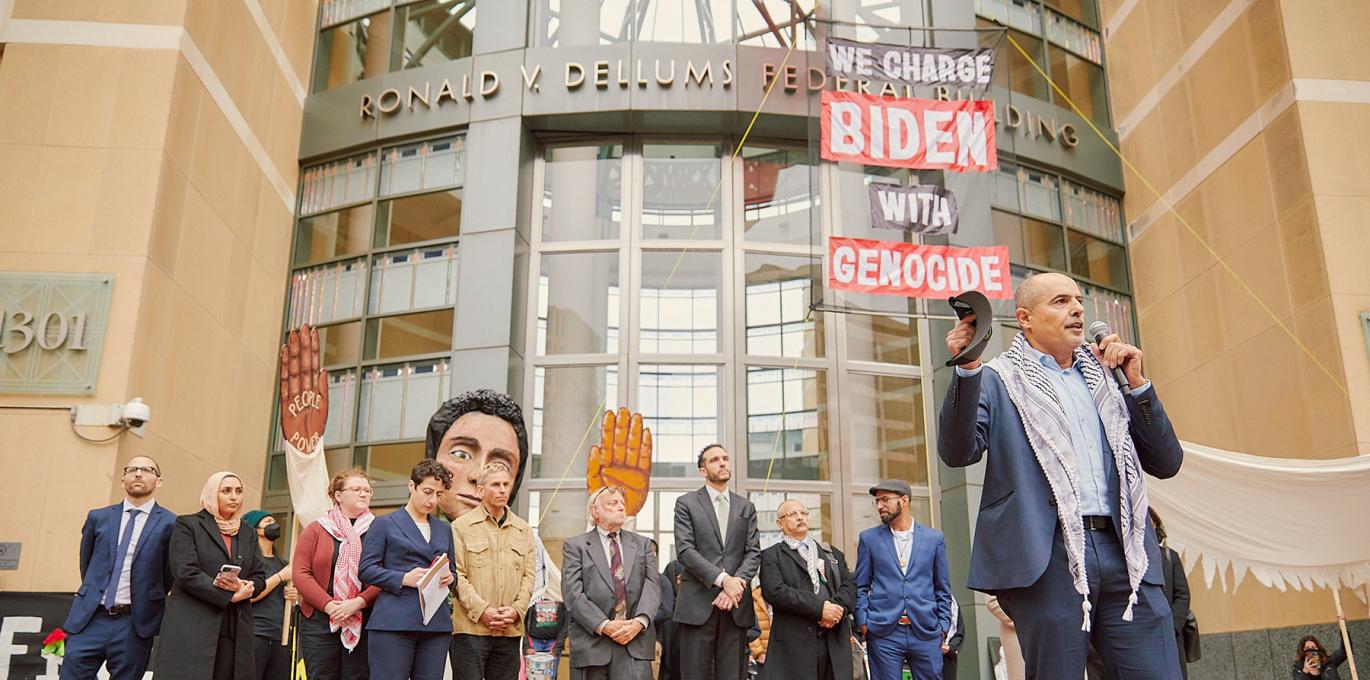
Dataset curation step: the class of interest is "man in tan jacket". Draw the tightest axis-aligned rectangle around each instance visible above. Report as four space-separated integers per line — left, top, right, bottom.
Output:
452 461 536 680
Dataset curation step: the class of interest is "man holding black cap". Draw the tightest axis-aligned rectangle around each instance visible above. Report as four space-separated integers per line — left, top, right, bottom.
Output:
854 480 952 680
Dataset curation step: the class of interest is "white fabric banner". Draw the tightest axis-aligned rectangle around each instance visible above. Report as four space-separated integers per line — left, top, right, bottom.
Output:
1149 441 1370 596
284 439 331 527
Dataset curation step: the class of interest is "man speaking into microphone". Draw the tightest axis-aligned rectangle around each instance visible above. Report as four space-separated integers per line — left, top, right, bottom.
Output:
939 272 1184 679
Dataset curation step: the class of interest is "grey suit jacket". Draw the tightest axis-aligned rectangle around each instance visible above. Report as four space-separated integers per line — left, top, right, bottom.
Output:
671 487 761 628
563 528 661 669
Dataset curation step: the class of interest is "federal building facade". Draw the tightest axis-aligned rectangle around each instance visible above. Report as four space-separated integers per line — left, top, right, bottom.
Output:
0 1 1366 678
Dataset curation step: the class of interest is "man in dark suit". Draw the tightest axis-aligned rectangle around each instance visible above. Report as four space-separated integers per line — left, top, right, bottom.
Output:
672 444 761 680
855 480 952 680
61 455 175 680
757 499 854 680
942 597 964 679
563 487 661 680
940 272 1185 679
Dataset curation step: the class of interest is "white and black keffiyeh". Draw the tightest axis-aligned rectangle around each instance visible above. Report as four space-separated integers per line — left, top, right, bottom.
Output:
984 332 1150 631
784 536 825 594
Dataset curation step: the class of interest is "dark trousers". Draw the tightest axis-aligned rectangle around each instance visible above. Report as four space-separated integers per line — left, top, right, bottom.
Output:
214 633 237 680
867 626 942 680
450 634 522 680
942 651 957 680
298 610 370 680
60 611 154 680
996 527 1184 680
570 643 652 680
816 631 835 680
368 630 449 680
253 635 292 680
677 608 746 680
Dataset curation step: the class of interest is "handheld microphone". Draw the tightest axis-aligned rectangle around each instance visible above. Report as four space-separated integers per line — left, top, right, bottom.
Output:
1087 321 1129 389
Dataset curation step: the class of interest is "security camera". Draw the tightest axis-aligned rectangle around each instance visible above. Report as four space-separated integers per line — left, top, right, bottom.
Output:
121 397 151 431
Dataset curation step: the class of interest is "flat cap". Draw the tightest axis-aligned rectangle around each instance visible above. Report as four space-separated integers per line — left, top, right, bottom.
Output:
868 479 912 498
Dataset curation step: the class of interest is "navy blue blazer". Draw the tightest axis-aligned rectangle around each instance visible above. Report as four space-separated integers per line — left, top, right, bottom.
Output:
854 523 952 641
359 510 456 633
938 368 1184 593
63 501 175 638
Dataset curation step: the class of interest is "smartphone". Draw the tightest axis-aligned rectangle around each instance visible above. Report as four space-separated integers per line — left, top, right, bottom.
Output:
219 564 242 576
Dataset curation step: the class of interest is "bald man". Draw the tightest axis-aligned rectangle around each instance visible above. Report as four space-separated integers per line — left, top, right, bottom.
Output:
940 272 1184 679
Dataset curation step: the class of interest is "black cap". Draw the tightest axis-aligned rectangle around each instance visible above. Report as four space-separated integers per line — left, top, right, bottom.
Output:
868 479 912 498
945 290 994 367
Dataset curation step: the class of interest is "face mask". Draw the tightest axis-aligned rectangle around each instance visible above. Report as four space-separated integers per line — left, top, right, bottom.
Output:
263 522 282 542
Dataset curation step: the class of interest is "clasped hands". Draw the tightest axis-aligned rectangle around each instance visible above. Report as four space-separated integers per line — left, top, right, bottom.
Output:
213 571 255 602
711 575 748 611
601 618 646 645
479 606 519 632
818 601 844 629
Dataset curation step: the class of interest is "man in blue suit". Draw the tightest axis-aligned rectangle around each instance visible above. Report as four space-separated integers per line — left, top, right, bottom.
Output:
855 479 952 680
61 455 175 680
939 272 1185 679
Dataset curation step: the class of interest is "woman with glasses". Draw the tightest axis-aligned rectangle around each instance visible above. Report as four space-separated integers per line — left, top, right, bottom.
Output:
292 468 382 680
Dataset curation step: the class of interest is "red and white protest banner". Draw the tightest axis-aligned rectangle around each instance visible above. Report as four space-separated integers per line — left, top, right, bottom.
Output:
828 237 1011 299
820 90 997 172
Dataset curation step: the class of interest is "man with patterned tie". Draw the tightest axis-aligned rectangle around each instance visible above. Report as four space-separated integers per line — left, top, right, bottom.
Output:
673 444 761 680
61 456 176 680
563 487 661 680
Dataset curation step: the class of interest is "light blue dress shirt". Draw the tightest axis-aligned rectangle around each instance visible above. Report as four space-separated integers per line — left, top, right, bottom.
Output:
955 346 1152 516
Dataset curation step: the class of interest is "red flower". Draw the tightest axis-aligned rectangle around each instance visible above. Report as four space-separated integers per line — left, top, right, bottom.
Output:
42 628 66 645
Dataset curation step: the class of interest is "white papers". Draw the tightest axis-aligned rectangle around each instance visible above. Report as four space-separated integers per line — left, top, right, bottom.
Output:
418 554 450 625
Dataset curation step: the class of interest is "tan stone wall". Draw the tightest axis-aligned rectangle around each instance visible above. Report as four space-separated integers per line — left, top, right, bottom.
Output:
0 1 315 591
1102 0 1370 632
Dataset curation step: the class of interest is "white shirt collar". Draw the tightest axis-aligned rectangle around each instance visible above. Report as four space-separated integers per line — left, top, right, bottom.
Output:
705 485 729 503
596 525 621 540
123 497 156 513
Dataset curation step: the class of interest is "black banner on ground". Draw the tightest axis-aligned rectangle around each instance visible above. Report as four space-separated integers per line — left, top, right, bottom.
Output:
868 184 959 235
0 592 77 679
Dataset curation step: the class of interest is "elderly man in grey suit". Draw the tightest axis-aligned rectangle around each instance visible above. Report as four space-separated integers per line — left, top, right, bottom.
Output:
673 443 761 680
564 486 661 680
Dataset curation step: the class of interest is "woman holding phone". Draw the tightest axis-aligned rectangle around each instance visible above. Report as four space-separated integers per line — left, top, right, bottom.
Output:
359 459 457 680
153 471 269 680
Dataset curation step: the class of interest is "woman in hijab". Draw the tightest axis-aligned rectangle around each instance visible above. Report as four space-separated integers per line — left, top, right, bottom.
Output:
152 472 269 680
292 467 383 680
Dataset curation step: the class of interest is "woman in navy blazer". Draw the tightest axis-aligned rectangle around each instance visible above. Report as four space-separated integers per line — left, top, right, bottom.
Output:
359 459 457 680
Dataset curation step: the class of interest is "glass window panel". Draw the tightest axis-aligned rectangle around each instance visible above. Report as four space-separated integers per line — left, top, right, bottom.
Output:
642 144 723 240
847 374 928 485
992 209 1026 265
396 0 476 70
1044 6 1101 57
363 308 454 361
313 11 394 93
268 454 287 491
1048 45 1109 125
750 492 831 550
325 447 355 477
742 147 817 244
1068 231 1128 291
991 162 1021 212
380 136 464 197
1080 283 1136 345
746 367 828 481
321 0 392 27
1023 217 1066 271
375 189 461 248
318 321 364 368
974 0 1041 34
301 153 378 216
361 441 427 482
1018 167 1060 221
530 0 634 47
638 365 722 477
538 252 620 355
745 253 824 358
323 370 358 447
290 257 368 326
542 145 623 242
828 0 927 41
531 365 618 478
979 20 1048 101
736 0 816 48
356 359 451 442
845 294 920 365
1043 0 1097 27
1061 180 1123 242
638 0 731 43
368 245 459 314
640 251 720 354
295 204 375 265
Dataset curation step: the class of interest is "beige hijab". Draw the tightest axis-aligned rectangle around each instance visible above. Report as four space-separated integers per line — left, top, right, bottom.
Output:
200 471 243 536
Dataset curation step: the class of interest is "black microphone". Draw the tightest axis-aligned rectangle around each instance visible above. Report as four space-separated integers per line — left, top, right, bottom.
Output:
1087 321 1129 389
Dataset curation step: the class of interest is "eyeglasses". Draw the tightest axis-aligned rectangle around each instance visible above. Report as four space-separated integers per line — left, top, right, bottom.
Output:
778 509 810 519
123 466 159 476
341 486 373 495
872 496 904 506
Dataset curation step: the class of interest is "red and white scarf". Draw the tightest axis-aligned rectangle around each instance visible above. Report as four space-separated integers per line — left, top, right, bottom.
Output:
317 504 375 651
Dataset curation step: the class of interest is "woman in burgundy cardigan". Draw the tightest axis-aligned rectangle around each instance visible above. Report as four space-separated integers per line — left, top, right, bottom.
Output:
292 468 383 680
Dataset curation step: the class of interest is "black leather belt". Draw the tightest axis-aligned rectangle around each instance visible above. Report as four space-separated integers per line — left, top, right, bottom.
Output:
99 604 131 616
1083 515 1113 531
